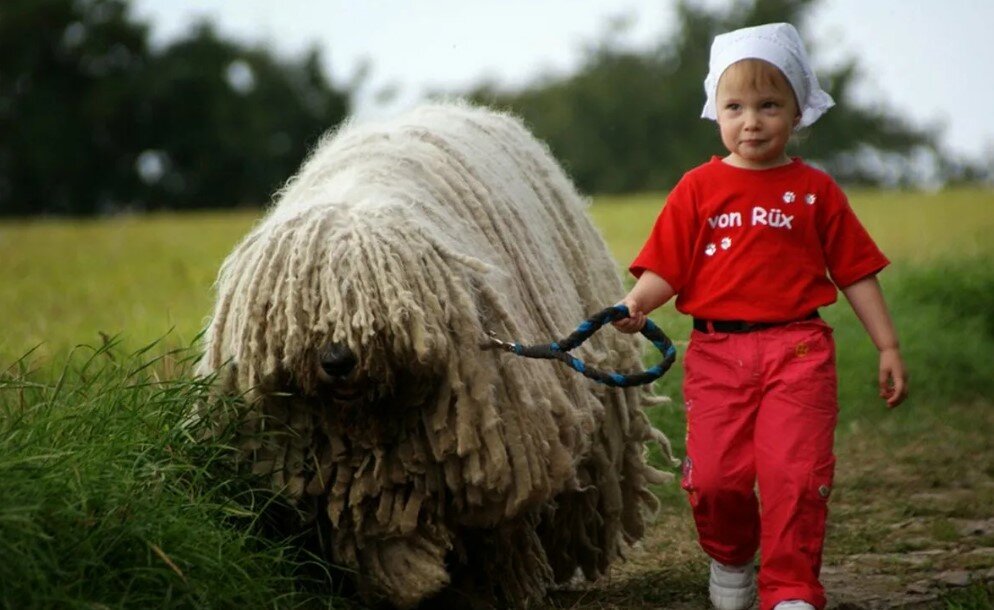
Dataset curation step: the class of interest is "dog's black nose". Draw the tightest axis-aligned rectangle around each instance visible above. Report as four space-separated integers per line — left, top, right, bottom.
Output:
319 342 357 378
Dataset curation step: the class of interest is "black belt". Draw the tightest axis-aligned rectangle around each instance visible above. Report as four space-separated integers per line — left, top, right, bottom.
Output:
693 311 820 334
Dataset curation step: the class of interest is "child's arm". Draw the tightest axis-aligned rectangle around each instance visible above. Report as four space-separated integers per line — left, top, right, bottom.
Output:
841 275 908 408
613 270 676 333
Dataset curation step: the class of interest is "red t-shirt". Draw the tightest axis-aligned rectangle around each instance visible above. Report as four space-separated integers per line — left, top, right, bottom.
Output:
630 157 889 322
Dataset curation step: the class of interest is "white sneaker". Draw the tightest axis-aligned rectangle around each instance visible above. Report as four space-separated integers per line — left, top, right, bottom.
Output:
709 560 756 610
773 602 815 610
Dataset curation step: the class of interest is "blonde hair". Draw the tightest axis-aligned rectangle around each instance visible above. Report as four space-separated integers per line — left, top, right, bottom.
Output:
718 58 800 116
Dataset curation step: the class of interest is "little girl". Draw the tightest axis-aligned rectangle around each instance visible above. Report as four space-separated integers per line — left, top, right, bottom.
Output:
614 23 908 610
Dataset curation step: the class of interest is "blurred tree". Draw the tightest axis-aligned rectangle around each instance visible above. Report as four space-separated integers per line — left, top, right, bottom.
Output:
468 0 939 193
0 0 150 215
136 23 349 210
0 0 349 216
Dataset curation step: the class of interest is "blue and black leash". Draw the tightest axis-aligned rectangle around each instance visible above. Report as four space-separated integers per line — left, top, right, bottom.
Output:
483 304 677 388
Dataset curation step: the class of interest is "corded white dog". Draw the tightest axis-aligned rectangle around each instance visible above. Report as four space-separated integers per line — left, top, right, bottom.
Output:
198 102 675 608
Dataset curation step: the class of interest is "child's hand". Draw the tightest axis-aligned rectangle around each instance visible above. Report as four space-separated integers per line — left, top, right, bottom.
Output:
879 347 908 408
612 299 646 334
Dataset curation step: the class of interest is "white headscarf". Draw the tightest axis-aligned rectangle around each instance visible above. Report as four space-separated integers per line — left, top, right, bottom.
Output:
700 22 835 128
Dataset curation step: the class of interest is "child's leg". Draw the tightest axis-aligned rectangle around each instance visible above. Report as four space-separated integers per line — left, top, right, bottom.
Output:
682 331 764 566
754 320 838 610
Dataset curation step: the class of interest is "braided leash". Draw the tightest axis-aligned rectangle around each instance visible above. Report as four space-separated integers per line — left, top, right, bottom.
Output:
482 304 677 388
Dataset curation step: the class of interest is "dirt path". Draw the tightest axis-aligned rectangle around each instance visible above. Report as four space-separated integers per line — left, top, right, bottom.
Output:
542 403 994 609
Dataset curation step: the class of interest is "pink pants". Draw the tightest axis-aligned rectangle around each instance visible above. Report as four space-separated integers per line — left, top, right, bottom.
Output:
681 318 837 610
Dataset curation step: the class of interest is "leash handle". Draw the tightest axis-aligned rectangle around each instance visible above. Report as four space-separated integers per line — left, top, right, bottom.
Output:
484 304 677 387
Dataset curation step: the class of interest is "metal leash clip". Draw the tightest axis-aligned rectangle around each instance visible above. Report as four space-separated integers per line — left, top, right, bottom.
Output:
481 330 517 353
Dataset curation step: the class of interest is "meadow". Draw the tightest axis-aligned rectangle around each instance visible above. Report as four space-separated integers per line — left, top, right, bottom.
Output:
2 189 994 608
1 189 992 363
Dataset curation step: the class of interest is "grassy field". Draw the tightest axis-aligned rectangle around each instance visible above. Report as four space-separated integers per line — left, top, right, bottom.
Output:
1 188 992 365
0 211 256 363
2 189 994 608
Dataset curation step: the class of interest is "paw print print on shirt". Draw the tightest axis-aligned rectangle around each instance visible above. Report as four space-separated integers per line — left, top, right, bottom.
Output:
805 193 817 205
705 243 717 256
720 237 732 250
782 191 796 204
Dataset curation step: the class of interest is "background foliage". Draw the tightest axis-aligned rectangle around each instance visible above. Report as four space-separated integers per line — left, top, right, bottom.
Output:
0 0 349 216
1 0 986 217
467 0 949 193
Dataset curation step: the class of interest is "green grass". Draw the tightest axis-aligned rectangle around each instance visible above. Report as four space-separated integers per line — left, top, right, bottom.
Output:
0 341 341 609
2 188 994 608
0 211 257 364
3 188 992 364
942 582 994 609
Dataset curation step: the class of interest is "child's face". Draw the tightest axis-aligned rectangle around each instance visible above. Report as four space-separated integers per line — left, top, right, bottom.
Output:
716 70 800 169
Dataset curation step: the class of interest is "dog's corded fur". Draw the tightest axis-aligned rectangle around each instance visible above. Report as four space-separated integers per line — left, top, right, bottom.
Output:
198 102 677 608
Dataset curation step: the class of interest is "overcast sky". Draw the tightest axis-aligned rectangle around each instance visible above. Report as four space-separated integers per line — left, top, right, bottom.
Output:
131 0 993 161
